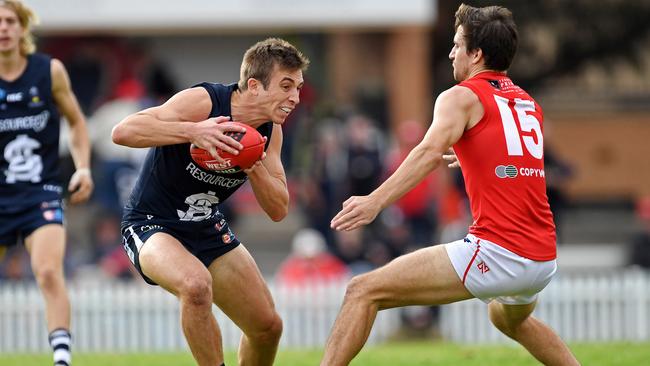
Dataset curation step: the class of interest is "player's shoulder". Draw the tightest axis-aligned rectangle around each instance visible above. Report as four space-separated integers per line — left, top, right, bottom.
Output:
437 85 480 109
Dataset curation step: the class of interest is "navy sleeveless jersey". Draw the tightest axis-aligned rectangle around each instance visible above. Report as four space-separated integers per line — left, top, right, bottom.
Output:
0 53 62 214
123 83 272 226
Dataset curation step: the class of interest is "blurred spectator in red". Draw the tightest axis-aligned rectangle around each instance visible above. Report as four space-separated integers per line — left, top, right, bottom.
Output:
384 120 439 246
0 246 31 280
629 196 650 269
276 228 349 287
92 213 136 280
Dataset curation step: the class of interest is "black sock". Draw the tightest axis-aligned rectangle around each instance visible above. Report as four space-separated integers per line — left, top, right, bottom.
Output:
48 328 71 366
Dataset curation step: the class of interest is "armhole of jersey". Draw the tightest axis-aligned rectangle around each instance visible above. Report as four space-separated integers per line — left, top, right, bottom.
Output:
457 82 490 137
194 82 219 117
259 122 273 150
36 54 53 93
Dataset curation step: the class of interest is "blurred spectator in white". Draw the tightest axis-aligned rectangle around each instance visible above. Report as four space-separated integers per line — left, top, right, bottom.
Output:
275 228 349 287
88 78 151 214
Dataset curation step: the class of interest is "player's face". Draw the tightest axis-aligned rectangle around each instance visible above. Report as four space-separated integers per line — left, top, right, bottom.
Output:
449 26 472 82
0 7 22 54
258 66 304 124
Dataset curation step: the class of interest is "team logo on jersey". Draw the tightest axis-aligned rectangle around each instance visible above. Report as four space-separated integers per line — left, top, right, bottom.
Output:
28 86 44 108
222 230 234 244
476 261 490 274
214 219 226 232
4 134 43 183
495 165 518 178
177 191 220 222
139 224 163 234
488 80 501 89
41 200 61 209
43 208 63 221
6 92 23 102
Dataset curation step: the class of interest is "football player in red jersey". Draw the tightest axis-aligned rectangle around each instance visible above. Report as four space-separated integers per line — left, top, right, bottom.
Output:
321 4 580 366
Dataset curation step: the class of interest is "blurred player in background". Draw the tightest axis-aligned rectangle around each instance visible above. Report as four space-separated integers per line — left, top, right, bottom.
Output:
0 1 93 366
112 38 309 366
322 4 580 366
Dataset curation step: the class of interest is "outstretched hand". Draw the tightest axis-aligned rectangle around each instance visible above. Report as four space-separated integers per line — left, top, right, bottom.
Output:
330 195 381 231
189 116 246 163
442 148 461 168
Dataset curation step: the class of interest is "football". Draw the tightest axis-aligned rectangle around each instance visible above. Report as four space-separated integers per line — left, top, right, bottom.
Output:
190 122 265 173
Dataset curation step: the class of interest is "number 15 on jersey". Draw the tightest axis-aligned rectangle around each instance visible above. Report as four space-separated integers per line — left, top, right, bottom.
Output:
494 95 543 160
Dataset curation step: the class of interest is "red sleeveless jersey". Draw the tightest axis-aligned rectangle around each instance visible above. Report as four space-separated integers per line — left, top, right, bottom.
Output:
453 71 556 260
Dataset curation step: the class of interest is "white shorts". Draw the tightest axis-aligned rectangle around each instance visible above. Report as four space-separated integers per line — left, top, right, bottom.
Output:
445 234 557 305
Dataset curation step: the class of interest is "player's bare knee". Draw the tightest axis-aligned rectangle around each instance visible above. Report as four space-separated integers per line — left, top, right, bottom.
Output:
33 265 62 291
247 311 283 345
489 303 531 339
489 307 511 336
344 275 373 302
179 276 213 308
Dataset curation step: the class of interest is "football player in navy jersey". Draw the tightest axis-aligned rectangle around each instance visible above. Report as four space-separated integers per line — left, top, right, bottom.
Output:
113 38 309 366
0 1 93 365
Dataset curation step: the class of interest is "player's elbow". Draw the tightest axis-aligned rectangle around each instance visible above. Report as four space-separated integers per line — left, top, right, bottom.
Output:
111 123 130 146
268 206 288 222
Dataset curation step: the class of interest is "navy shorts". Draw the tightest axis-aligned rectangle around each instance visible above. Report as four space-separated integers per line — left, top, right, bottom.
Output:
121 213 241 285
0 199 64 246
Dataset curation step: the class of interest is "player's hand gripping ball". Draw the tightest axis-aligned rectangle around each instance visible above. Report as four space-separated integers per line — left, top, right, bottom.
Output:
190 122 265 173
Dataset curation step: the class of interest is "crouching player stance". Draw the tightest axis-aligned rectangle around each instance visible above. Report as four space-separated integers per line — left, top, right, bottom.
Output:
112 38 309 366
321 4 580 366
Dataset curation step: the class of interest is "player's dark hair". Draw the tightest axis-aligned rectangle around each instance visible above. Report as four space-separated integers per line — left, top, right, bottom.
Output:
238 38 310 91
454 3 518 71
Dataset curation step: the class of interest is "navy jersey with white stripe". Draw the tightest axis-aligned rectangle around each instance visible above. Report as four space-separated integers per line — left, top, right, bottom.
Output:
123 83 272 226
0 53 62 213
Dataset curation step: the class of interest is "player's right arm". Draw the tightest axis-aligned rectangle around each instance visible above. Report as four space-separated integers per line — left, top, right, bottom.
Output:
111 87 245 160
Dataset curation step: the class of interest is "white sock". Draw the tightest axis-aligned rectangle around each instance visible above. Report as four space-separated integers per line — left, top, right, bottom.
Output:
49 328 71 366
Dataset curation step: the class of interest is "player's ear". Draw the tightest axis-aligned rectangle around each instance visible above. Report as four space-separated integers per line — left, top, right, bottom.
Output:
247 78 260 95
471 48 483 65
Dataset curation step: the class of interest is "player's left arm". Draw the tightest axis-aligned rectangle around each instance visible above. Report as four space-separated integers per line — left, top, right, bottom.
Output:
244 124 289 222
331 86 473 231
51 58 94 204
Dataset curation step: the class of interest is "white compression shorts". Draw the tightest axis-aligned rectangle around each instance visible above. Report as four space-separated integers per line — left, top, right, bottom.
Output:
445 234 557 305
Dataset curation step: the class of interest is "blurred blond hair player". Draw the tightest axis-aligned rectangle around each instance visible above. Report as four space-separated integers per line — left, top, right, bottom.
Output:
321 4 580 366
0 1 93 365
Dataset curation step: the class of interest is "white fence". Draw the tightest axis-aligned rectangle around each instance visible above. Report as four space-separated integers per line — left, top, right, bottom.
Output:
0 279 401 353
2 269 650 352
440 268 650 343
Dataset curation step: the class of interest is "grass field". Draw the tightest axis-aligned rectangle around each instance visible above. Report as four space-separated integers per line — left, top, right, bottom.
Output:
4 341 649 365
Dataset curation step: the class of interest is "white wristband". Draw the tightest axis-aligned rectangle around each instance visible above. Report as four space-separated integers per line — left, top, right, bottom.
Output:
74 168 91 176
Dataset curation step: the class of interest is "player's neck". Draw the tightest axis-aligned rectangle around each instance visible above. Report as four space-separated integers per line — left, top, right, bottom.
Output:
230 89 269 127
467 66 505 80
0 50 27 81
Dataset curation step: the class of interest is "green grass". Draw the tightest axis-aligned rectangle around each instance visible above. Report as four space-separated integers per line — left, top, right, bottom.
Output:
4 341 649 365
